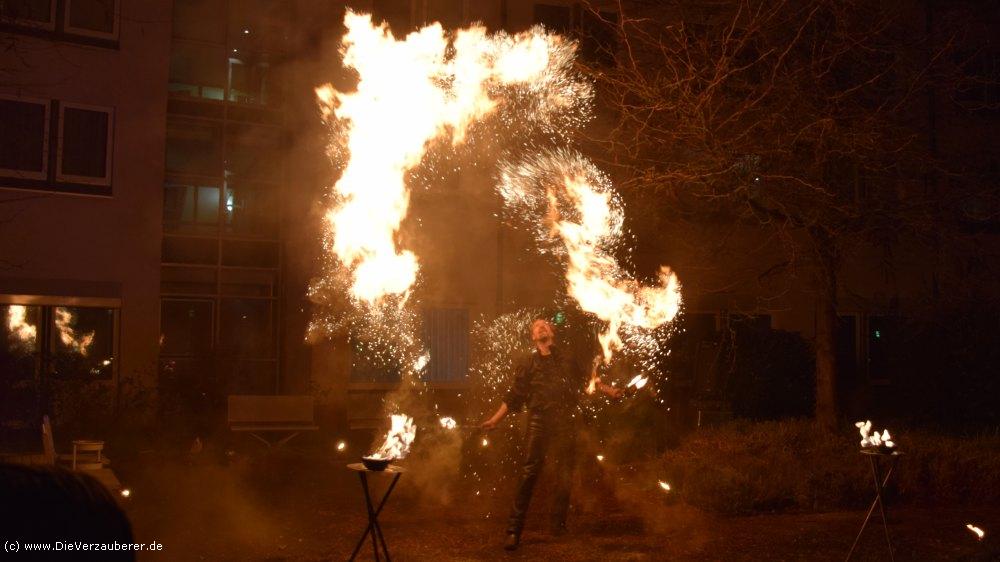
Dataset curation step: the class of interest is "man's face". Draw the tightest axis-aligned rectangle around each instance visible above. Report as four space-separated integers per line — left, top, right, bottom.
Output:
530 319 555 345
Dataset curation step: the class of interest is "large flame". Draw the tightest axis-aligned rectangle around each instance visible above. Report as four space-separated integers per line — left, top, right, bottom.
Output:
856 420 895 449
369 414 417 460
316 11 583 304
54 307 95 356
500 151 682 364
6 305 37 352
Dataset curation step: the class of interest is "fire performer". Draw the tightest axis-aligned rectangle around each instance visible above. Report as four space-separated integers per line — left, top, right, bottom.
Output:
481 317 621 551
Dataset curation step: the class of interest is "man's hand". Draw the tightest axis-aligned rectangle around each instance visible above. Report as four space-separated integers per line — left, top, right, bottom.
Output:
481 418 497 430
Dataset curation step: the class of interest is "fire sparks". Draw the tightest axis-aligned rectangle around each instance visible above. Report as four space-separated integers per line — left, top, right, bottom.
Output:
6 305 37 351
626 375 649 390
966 524 985 540
54 307 95 356
499 150 682 366
315 11 588 304
439 417 457 430
369 414 417 460
413 352 430 372
658 481 671 492
856 420 895 449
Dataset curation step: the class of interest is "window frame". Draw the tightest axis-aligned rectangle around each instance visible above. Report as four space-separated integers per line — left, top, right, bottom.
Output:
0 0 58 31
0 93 51 181
62 0 119 41
55 101 114 186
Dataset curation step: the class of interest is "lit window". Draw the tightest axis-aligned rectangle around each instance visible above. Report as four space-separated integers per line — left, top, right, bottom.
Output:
0 96 49 181
0 303 117 380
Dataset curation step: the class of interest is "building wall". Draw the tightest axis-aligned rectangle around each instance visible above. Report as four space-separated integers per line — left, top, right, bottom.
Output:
0 0 172 431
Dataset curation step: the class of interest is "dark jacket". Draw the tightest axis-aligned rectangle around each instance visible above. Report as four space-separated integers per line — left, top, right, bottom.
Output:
504 345 588 415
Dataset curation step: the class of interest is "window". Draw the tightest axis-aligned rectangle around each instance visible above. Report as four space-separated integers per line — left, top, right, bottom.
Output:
0 96 49 180
64 0 117 39
0 302 117 380
169 43 228 101
228 53 274 105
218 298 274 357
56 103 113 185
422 308 469 382
165 120 223 175
533 3 572 34
225 123 282 181
0 0 55 29
160 299 214 356
164 182 222 231
224 181 278 237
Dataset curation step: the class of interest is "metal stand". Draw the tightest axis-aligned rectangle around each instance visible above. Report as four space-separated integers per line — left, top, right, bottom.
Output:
846 450 902 562
348 463 404 562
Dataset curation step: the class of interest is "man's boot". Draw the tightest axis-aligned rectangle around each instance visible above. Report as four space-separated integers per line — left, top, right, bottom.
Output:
504 532 520 551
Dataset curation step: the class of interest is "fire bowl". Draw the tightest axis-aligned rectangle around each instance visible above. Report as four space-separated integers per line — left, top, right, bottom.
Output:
362 456 392 471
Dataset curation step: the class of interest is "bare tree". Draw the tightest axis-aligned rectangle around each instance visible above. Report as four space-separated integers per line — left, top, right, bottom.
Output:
582 0 994 428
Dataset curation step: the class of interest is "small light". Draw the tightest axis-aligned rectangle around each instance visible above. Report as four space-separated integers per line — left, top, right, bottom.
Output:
243 28 250 35
658 481 671 492
596 454 604 462
120 488 131 498
481 438 489 447
967 524 985 540
336 441 347 452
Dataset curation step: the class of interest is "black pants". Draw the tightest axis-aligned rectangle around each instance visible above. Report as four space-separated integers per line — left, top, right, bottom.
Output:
507 411 576 535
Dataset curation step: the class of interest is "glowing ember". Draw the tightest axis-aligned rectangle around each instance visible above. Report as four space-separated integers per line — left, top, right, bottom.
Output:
6 305 37 351
413 352 430 372
369 414 417 460
439 417 457 430
596 454 604 462
966 524 985 540
856 420 895 449
626 375 649 390
481 437 489 447
658 481 671 492
54 307 95 356
120 488 131 498
336 440 347 452
315 11 586 304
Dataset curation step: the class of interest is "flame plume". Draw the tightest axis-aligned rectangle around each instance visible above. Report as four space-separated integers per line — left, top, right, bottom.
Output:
55 307 95 356
314 11 589 305
500 150 682 363
6 305 37 352
370 414 417 460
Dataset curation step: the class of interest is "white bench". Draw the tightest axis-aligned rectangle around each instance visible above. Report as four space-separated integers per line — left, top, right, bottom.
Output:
227 395 318 448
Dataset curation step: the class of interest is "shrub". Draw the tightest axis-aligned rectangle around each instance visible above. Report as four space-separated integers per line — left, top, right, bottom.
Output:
657 419 1000 514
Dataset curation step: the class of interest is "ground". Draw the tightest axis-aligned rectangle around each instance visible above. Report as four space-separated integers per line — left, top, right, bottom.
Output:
116 443 997 562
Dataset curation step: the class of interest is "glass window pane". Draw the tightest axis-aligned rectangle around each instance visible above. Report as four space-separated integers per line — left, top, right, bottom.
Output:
166 121 222 175
172 0 224 42
0 99 46 173
67 0 115 34
195 185 220 224
219 299 273 357
164 183 195 225
227 54 274 105
224 124 281 181
61 107 109 179
50 306 115 379
221 239 278 268
169 43 227 101
160 300 213 356
1 304 41 378
224 181 278 236
228 0 286 54
1 0 53 24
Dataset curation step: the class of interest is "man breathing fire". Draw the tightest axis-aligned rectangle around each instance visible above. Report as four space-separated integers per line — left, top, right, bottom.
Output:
481 317 621 551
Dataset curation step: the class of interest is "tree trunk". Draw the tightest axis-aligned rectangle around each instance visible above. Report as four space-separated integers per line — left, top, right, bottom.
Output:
813 235 839 431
